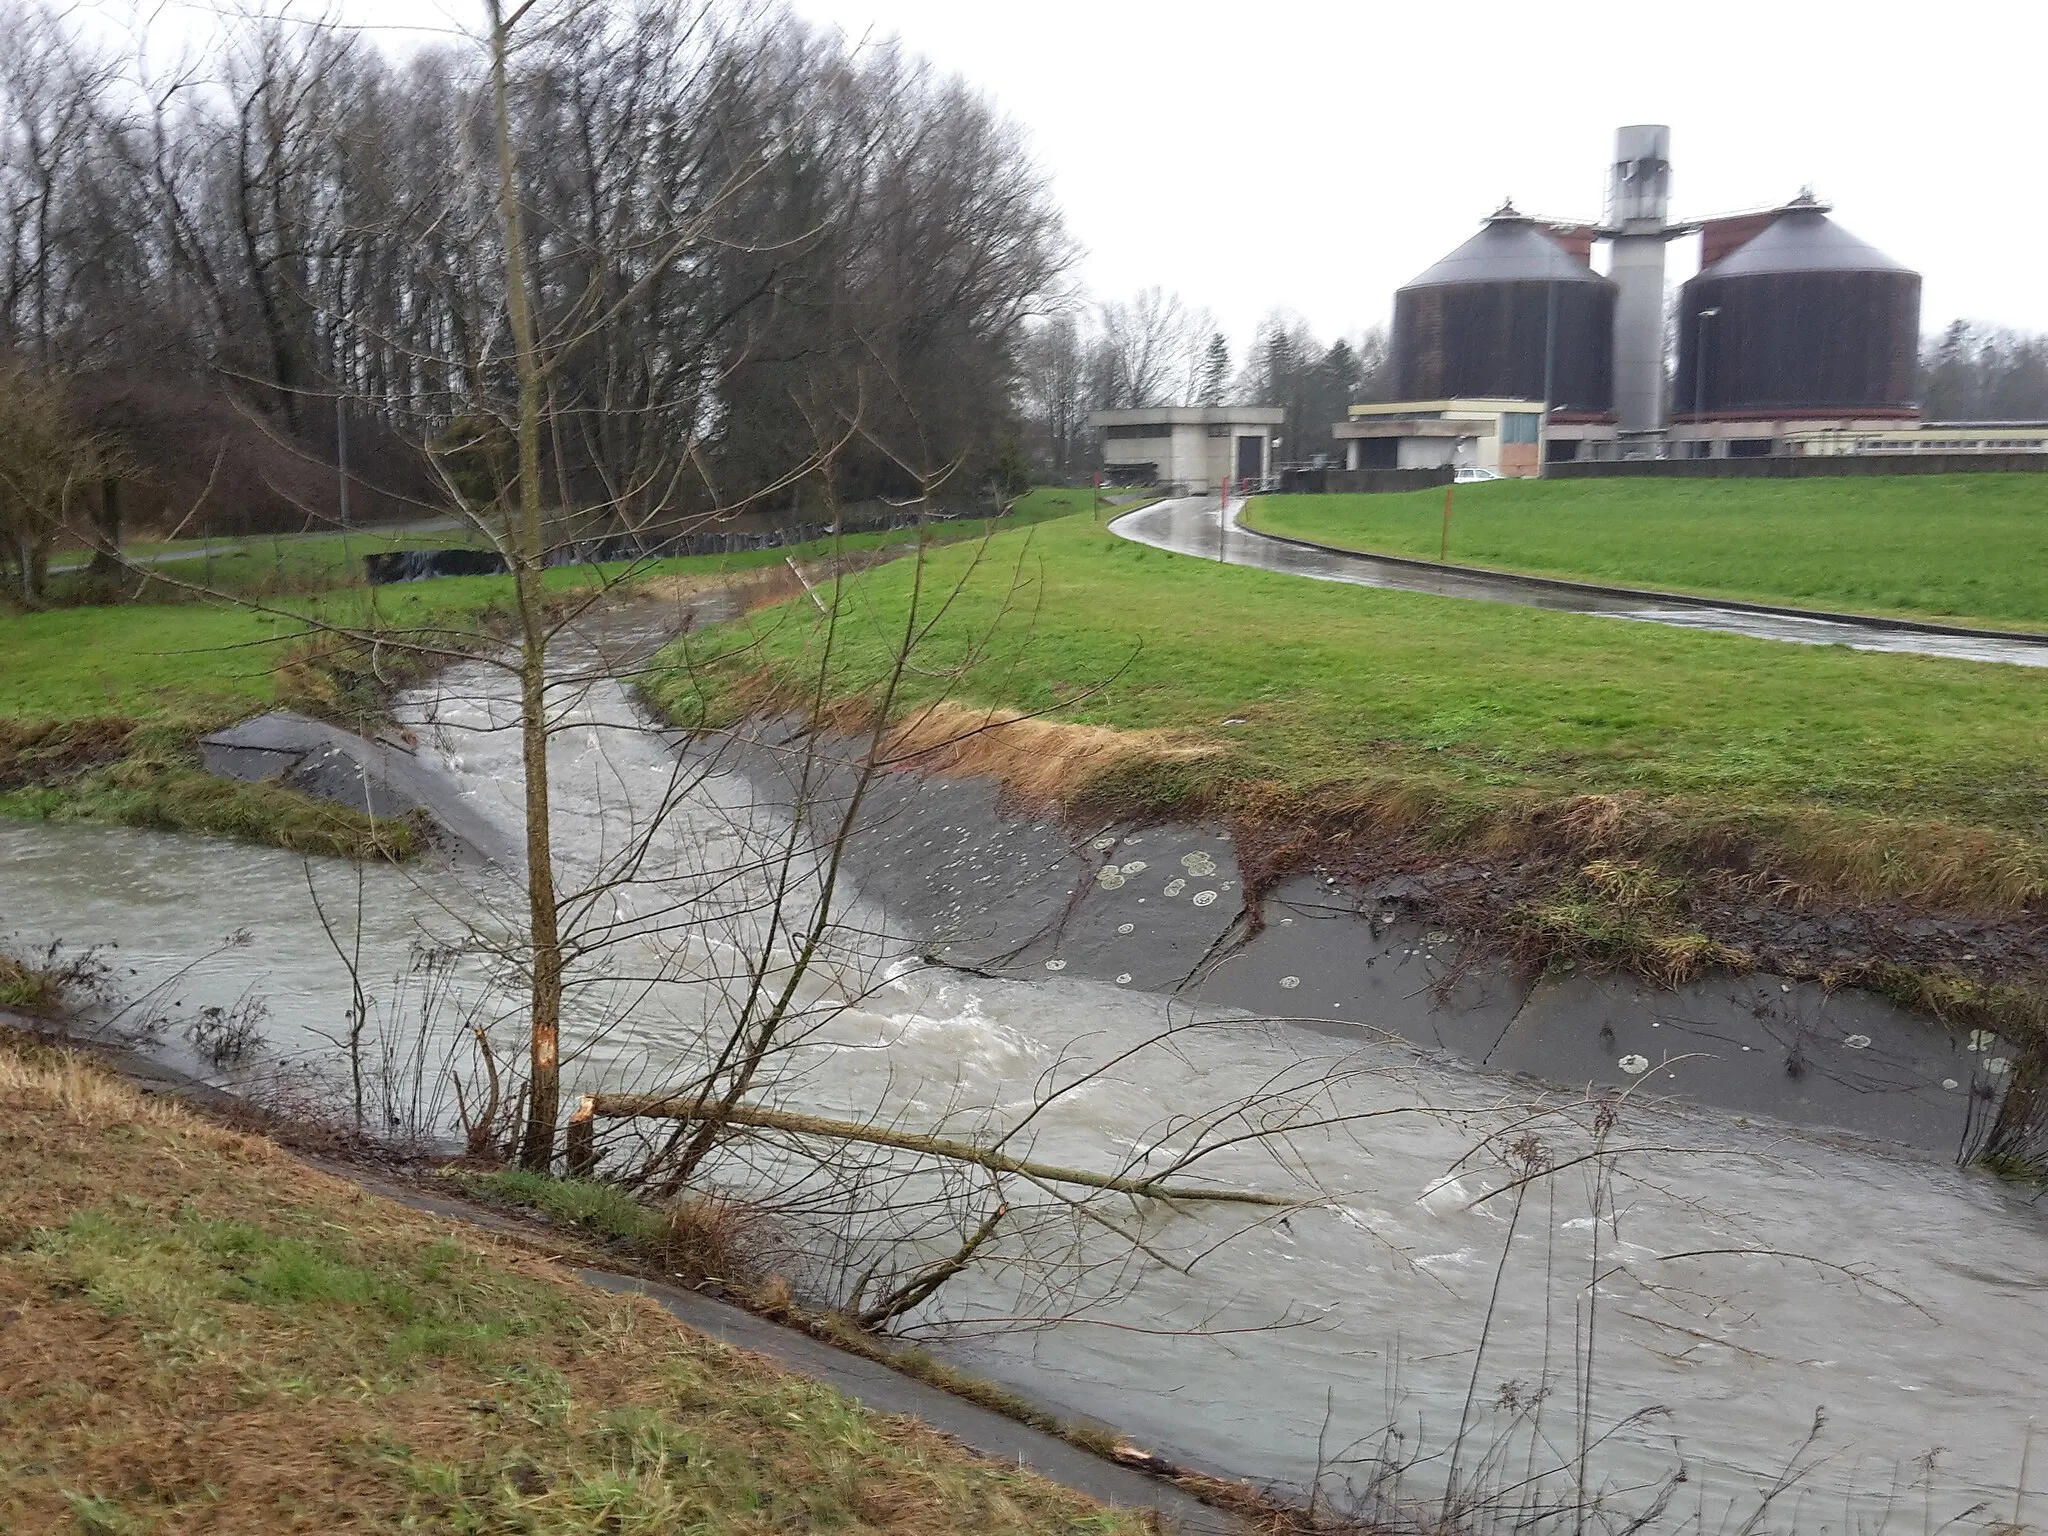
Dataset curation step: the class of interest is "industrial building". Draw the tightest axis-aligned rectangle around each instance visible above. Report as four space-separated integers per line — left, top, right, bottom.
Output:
1669 193 1922 458
1390 208 1614 413
1359 127 1957 465
1784 423 2048 456
1089 406 1283 492
1336 399 1548 477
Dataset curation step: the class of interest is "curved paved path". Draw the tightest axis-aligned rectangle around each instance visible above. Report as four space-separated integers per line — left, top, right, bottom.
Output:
1111 496 2048 668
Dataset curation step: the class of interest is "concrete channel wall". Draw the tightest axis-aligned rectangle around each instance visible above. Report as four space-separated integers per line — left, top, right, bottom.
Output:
703 718 2016 1167
191 704 2024 1168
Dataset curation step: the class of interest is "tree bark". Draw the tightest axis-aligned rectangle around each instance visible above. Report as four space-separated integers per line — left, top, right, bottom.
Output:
88 477 120 576
575 1093 1300 1207
491 0 566 1174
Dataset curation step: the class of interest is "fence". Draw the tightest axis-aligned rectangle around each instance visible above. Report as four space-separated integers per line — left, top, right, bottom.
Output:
363 508 947 585
1548 453 2048 480
1273 466 1455 494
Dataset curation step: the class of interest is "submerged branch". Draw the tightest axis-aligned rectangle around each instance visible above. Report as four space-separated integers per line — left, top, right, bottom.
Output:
574 1093 1304 1207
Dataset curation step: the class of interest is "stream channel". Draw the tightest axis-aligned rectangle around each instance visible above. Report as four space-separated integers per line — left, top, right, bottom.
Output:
4 608 2046 1528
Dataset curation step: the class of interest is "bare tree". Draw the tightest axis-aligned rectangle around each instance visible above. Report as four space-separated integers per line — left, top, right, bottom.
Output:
0 358 107 597
1018 311 1089 477
1095 285 1211 409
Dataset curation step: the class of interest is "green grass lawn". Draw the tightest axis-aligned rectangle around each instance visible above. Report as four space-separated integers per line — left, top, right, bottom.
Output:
46 487 1110 602
655 510 2048 908
0 490 1138 854
0 578 519 723
1240 475 2048 629
6 489 1110 725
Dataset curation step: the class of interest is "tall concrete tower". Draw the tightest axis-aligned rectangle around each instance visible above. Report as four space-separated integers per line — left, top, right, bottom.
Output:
1602 125 1682 443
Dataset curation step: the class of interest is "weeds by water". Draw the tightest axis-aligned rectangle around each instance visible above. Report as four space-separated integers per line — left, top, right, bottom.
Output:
454 1168 765 1290
183 990 269 1068
0 936 112 1018
1514 857 1748 984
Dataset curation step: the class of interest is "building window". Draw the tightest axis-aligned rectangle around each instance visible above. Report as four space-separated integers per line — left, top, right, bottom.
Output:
1104 423 1171 441
1206 424 1229 438
1501 412 1541 444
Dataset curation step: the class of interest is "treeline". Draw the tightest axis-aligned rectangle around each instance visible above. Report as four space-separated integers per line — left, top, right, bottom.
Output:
0 0 1069 541
1919 322 2048 422
1017 289 1391 479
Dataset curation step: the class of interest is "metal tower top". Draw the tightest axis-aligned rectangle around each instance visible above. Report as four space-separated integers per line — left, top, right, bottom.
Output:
1606 124 1673 232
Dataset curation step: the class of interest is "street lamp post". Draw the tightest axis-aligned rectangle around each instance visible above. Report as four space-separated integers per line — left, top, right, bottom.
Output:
1693 306 1721 460
337 401 351 530
1540 278 1558 474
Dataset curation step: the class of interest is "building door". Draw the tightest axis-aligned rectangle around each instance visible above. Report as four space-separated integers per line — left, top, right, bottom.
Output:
1235 435 1263 483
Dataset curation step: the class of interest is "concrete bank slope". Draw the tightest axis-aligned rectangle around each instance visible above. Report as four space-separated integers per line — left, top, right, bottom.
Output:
193 695 2012 1161
6 1016 1238 1536
716 718 2007 1162
201 709 522 866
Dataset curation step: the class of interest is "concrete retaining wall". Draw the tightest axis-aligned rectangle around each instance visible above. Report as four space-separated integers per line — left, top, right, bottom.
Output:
1274 467 1454 495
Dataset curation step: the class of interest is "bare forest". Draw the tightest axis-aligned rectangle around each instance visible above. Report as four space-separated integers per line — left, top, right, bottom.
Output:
0 0 1071 573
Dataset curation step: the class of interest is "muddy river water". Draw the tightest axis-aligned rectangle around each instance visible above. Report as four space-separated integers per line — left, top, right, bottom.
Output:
5 635 2046 1527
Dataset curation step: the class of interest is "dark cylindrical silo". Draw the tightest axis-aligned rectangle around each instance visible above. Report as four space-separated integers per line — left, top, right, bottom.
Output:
1393 209 1616 411
1675 201 1921 417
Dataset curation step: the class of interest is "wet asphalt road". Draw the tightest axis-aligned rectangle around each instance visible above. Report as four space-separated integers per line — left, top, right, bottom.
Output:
1111 496 2048 668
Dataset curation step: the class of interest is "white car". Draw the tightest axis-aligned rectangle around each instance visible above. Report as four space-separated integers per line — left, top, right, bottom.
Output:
1452 466 1502 484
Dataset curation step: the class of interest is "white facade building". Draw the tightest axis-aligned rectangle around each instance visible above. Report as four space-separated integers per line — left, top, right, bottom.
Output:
1335 399 1576 478
1089 407 1283 493
1782 422 2048 456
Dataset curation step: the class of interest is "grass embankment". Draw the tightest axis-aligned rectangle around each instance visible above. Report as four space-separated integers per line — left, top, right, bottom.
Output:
0 1032 1139 1533
48 524 489 601
0 579 517 859
647 508 2048 1013
45 488 1107 606
1242 475 2048 630
1 490 1106 857
447 1167 1137 1460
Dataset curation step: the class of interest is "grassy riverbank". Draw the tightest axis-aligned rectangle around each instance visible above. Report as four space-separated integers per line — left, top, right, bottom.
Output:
1241 475 2048 629
0 1030 1138 1533
1 490 1107 856
648 507 2048 1016
0 579 516 858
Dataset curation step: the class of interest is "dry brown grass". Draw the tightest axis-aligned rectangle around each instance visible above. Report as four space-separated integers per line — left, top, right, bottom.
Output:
637 565 803 609
0 1033 1147 1534
879 700 1221 808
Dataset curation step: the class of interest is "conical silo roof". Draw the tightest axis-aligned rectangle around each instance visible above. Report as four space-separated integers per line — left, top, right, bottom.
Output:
1702 203 1913 277
1400 207 1610 290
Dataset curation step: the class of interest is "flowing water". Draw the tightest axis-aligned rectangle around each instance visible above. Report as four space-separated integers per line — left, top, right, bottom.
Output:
5 630 2046 1528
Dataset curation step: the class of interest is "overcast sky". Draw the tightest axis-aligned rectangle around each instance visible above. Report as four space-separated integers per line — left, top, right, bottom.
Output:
111 0 2047 360
781 0 2048 357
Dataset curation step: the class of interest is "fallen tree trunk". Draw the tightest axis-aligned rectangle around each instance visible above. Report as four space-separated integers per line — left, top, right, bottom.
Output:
572 1093 1302 1207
